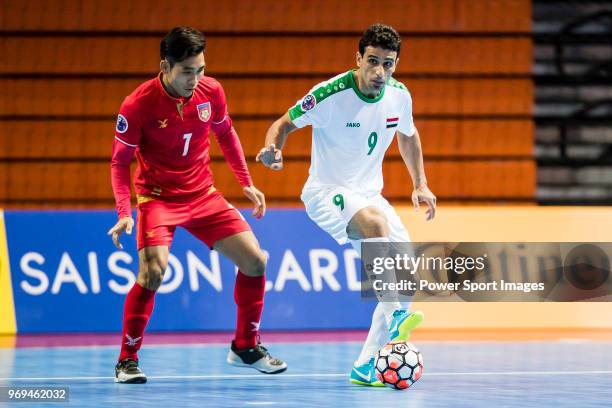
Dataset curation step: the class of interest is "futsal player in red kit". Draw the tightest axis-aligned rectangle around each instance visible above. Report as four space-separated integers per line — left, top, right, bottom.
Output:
108 27 287 383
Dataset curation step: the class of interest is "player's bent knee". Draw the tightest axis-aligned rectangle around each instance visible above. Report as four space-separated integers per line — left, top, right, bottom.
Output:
240 251 267 277
138 256 168 290
349 207 390 239
361 216 389 238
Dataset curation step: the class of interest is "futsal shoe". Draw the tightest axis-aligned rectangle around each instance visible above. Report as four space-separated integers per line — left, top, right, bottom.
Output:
389 310 424 342
114 358 147 384
227 341 287 374
350 357 384 387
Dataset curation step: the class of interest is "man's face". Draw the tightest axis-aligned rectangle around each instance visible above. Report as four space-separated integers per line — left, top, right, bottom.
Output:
162 52 205 98
355 46 398 97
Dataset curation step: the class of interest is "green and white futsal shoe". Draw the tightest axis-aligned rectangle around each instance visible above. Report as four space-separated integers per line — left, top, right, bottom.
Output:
389 310 424 342
350 357 385 387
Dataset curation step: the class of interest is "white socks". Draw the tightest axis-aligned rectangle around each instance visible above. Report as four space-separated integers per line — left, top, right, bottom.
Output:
351 237 405 366
355 302 388 365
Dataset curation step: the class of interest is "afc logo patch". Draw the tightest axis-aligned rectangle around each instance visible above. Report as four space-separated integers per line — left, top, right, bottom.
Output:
116 114 128 133
301 94 316 111
197 102 211 122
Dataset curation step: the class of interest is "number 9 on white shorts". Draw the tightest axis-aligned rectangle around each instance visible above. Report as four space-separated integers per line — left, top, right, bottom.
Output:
301 187 410 245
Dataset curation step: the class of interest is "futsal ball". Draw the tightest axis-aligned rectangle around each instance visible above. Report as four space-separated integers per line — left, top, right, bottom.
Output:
375 341 423 390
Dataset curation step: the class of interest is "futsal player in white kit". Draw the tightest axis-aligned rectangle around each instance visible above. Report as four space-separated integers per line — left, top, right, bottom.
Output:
257 24 436 386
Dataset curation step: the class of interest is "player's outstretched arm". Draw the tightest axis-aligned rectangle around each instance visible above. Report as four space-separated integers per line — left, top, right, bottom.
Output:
397 129 437 221
256 112 297 170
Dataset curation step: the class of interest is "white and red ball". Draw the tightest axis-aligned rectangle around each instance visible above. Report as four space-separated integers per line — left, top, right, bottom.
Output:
375 341 423 390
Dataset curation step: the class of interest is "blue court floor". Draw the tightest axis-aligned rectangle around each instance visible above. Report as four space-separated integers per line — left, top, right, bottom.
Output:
1 341 611 407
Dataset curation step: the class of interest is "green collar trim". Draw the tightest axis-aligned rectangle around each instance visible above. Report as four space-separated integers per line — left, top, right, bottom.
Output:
348 70 385 103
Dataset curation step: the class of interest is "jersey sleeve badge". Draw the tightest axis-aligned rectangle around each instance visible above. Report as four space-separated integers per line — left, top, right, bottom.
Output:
116 114 129 133
197 102 212 122
301 94 317 111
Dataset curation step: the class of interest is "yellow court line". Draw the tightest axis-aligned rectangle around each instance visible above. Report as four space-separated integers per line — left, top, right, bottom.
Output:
0 335 16 348
0 211 17 334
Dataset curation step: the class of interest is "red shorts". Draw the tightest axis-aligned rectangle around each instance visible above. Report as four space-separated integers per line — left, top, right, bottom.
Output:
136 188 251 250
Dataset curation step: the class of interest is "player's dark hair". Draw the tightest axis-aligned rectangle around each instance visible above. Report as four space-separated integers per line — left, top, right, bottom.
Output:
359 24 401 57
160 27 206 66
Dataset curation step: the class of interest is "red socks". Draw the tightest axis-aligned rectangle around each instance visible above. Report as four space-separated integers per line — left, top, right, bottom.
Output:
118 273 263 359
118 283 155 362
234 271 265 349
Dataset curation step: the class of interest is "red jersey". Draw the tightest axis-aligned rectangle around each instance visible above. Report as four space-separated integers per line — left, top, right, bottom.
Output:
111 74 252 218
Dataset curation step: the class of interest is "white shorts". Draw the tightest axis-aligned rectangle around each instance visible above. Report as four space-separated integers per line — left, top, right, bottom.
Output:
301 187 411 244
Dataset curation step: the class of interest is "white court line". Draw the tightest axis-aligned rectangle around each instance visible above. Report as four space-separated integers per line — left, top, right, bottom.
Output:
426 370 612 377
7 338 607 352
2 370 612 382
0 373 344 382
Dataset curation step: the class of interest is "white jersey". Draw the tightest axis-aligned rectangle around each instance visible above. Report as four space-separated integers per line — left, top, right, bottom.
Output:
289 70 416 195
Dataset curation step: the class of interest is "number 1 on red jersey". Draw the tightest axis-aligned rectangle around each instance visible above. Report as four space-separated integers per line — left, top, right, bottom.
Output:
182 133 193 156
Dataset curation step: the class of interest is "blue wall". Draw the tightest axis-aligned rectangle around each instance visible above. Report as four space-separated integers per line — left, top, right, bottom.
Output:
4 209 375 333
